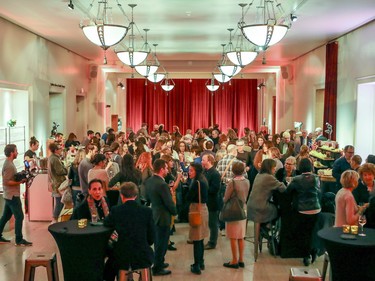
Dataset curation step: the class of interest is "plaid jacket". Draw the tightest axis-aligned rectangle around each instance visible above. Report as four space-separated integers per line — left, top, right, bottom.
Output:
216 155 243 183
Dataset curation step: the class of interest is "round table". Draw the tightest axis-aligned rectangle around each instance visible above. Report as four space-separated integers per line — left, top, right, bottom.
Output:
318 227 375 281
48 220 113 281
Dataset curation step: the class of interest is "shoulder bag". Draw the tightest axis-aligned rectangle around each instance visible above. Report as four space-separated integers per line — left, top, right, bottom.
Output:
219 180 247 222
189 181 202 227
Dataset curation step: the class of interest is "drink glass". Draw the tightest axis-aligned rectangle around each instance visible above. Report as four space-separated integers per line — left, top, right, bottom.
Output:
358 214 367 236
91 214 98 224
78 219 87 228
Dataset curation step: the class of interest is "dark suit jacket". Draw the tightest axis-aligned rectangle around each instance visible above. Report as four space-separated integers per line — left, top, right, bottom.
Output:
104 200 155 270
204 167 221 211
145 175 177 226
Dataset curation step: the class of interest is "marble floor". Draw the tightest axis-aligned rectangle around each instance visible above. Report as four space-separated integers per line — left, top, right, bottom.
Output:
0 218 329 281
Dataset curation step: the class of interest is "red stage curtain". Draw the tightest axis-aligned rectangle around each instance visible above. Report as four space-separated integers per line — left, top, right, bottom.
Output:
323 42 338 140
126 78 257 135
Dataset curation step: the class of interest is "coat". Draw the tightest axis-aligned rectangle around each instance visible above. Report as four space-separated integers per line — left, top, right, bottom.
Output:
145 175 177 227
104 200 155 270
247 173 286 223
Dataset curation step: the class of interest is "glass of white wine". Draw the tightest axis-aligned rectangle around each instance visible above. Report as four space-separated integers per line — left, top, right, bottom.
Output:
358 214 367 236
182 172 188 182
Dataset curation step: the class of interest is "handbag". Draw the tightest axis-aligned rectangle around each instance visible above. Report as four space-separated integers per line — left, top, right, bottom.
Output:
219 180 247 222
61 188 73 205
189 181 202 227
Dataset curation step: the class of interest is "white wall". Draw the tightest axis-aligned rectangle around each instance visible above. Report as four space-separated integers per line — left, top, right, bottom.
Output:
0 17 91 143
287 21 375 149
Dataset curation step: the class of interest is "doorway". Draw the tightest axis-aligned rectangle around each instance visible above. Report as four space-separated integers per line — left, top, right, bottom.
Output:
355 82 375 160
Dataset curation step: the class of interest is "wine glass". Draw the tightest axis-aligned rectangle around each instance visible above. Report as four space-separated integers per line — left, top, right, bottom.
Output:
358 214 367 236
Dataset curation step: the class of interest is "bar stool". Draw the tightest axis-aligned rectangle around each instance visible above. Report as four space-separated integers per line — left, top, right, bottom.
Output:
289 267 322 281
24 252 59 281
321 252 330 281
251 219 280 262
118 267 153 281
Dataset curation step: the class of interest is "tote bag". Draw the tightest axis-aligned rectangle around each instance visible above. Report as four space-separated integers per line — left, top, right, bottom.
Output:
188 181 202 227
219 181 246 222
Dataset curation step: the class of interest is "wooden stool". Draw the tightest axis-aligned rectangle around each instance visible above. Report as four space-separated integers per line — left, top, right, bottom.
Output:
289 267 322 281
119 267 153 281
24 252 59 281
321 252 330 281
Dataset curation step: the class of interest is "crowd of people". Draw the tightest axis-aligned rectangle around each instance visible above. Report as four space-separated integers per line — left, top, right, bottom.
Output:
1 123 375 279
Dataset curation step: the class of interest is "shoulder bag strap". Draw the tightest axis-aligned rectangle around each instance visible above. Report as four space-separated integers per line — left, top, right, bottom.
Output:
197 180 201 212
221 158 236 181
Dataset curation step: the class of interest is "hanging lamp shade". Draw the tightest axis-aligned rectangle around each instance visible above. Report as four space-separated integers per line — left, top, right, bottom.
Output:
218 65 241 77
239 1 290 48
241 24 288 47
135 65 159 77
161 74 175 92
214 73 231 83
115 5 150 67
147 73 166 83
82 24 128 49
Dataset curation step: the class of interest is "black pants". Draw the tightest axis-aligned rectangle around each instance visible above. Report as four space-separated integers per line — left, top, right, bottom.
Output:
293 212 319 257
153 225 170 271
193 240 204 266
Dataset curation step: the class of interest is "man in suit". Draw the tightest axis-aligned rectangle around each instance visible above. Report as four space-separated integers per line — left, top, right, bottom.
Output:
202 154 221 250
145 159 177 276
332 145 355 189
104 182 155 280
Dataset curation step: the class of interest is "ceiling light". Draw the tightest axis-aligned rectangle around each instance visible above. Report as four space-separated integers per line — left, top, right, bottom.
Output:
240 0 290 48
290 14 298 22
135 43 160 77
147 73 165 83
218 43 242 77
68 0 74 10
116 5 150 67
161 74 175 92
214 73 231 83
80 0 128 63
226 4 258 67
206 75 220 92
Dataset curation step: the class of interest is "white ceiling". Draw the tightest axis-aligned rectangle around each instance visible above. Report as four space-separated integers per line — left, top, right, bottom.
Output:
1 0 375 73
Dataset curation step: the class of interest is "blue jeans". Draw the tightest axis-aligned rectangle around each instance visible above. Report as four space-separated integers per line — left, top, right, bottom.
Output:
0 196 24 243
153 225 170 271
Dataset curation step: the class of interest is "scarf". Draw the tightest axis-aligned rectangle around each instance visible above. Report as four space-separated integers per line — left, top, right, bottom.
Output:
87 195 109 220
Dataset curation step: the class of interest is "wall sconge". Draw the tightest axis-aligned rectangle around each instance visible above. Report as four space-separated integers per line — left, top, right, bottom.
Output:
257 82 265 90
117 82 125 90
68 0 74 10
290 14 298 22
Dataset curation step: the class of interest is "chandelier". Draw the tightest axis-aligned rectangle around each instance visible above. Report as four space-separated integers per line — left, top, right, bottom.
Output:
226 4 258 67
214 73 231 83
80 0 128 63
218 42 242 78
206 75 220 92
135 43 160 77
239 0 290 48
161 74 175 92
116 5 150 67
147 73 166 83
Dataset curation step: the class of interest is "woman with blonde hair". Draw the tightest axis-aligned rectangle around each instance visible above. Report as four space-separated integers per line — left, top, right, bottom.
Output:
69 148 86 206
335 170 366 226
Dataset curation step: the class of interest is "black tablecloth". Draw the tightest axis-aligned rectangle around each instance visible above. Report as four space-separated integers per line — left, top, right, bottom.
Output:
48 220 113 281
318 227 375 281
